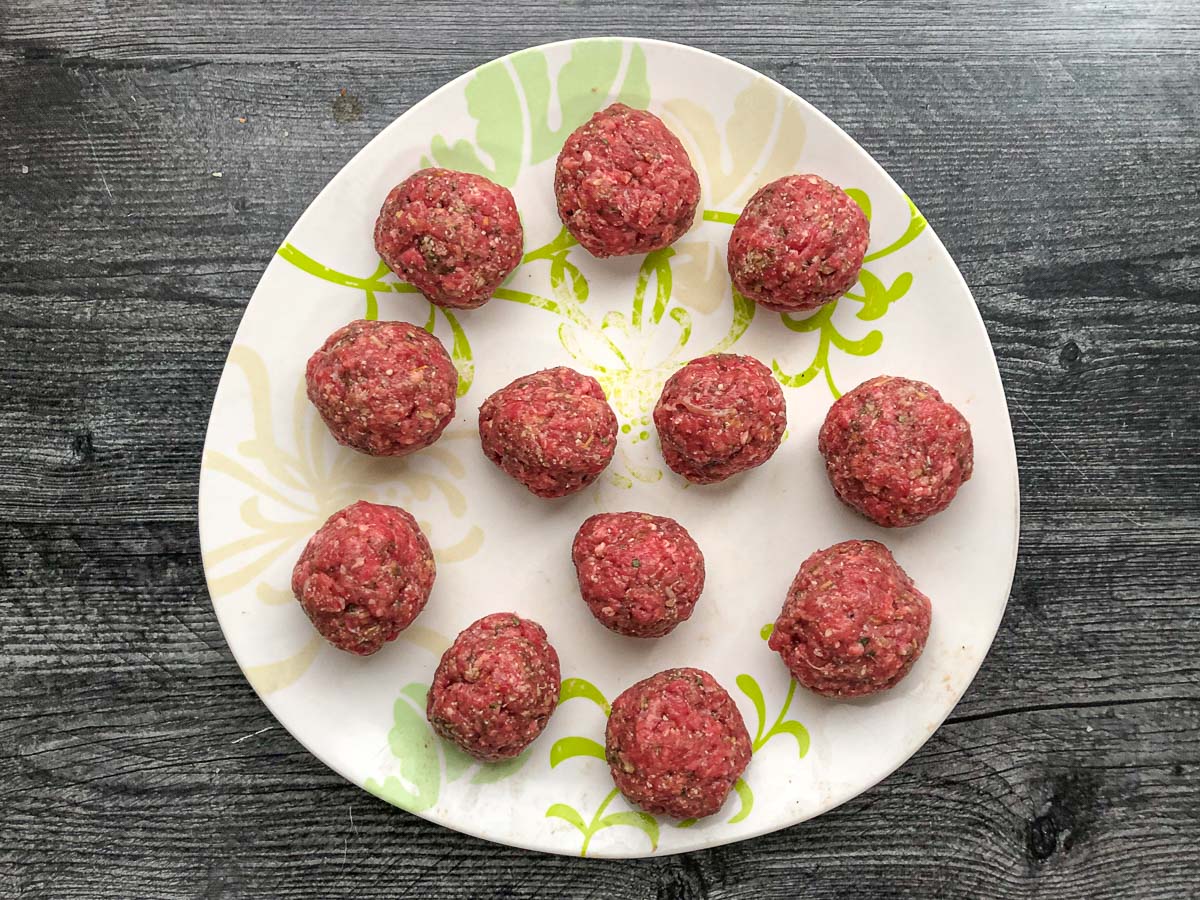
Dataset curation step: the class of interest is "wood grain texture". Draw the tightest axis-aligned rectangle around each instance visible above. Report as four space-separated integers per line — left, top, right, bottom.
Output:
1 0 1198 897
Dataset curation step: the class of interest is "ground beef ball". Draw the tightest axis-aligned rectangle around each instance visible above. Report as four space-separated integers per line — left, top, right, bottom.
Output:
728 174 869 312
606 668 751 819
478 367 618 498
653 354 786 484
306 318 457 457
818 375 974 527
571 512 705 638
290 501 436 656
374 168 523 309
427 613 561 761
554 103 700 258
769 540 931 698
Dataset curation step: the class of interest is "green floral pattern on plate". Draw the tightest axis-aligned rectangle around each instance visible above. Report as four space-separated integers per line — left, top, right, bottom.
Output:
544 674 778 856
424 41 649 186
704 190 927 398
252 37 940 855
364 682 529 813
275 243 475 398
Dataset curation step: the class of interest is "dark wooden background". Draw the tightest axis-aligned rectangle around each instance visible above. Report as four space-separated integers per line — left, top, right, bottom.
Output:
2 1 1197 897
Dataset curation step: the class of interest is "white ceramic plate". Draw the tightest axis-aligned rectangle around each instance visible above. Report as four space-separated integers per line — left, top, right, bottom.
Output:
199 37 1019 858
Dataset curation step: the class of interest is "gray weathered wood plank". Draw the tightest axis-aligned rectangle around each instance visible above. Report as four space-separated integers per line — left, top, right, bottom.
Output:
1 1 1198 897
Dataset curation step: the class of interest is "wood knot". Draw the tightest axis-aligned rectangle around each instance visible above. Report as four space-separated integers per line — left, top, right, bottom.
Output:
72 429 96 464
1027 812 1059 861
1059 339 1083 373
332 88 364 124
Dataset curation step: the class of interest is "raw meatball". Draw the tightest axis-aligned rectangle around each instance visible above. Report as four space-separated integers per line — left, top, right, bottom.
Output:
769 540 931 698
306 318 457 457
606 668 751 819
572 512 705 638
478 367 618 498
291 500 436 656
728 174 869 312
653 354 786 484
374 168 523 309
554 103 700 258
427 612 561 761
819 375 974 527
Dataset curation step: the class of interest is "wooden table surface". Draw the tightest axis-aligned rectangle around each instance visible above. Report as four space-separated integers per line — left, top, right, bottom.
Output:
2 1 1198 897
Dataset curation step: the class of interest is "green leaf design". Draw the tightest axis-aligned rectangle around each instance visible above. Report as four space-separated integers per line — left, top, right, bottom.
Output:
363 775 426 812
888 271 914 303
736 673 768 747
427 40 648 188
559 677 611 716
863 195 927 263
364 687 442 813
597 811 660 851
630 248 674 328
739 668 811 765
779 303 833 334
428 60 523 186
554 787 659 857
760 622 775 641
546 803 589 835
844 187 872 221
855 269 913 322
439 307 474 397
668 305 693 347
515 41 648 166
276 247 476 386
675 817 698 829
711 288 757 354
829 325 883 356
772 327 831 390
495 286 562 315
400 682 428 708
471 749 531 784
523 226 578 262
367 681 528 813
728 777 754 824
770 719 811 760
617 44 650 108
550 736 607 768
516 225 753 435
277 244 391 292
706 187 923 399
276 245 420 321
550 254 589 303
773 298 880 398
853 269 888 321
772 355 823 392
441 738 475 784
702 209 740 225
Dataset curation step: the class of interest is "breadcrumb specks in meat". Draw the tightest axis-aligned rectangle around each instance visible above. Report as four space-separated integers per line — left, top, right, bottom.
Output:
728 174 869 312
555 103 700 258
605 667 751 819
290 501 436 656
769 540 931 698
818 375 973 527
653 353 786 484
478 367 618 498
427 612 561 761
572 512 705 638
374 167 523 309
305 318 457 458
